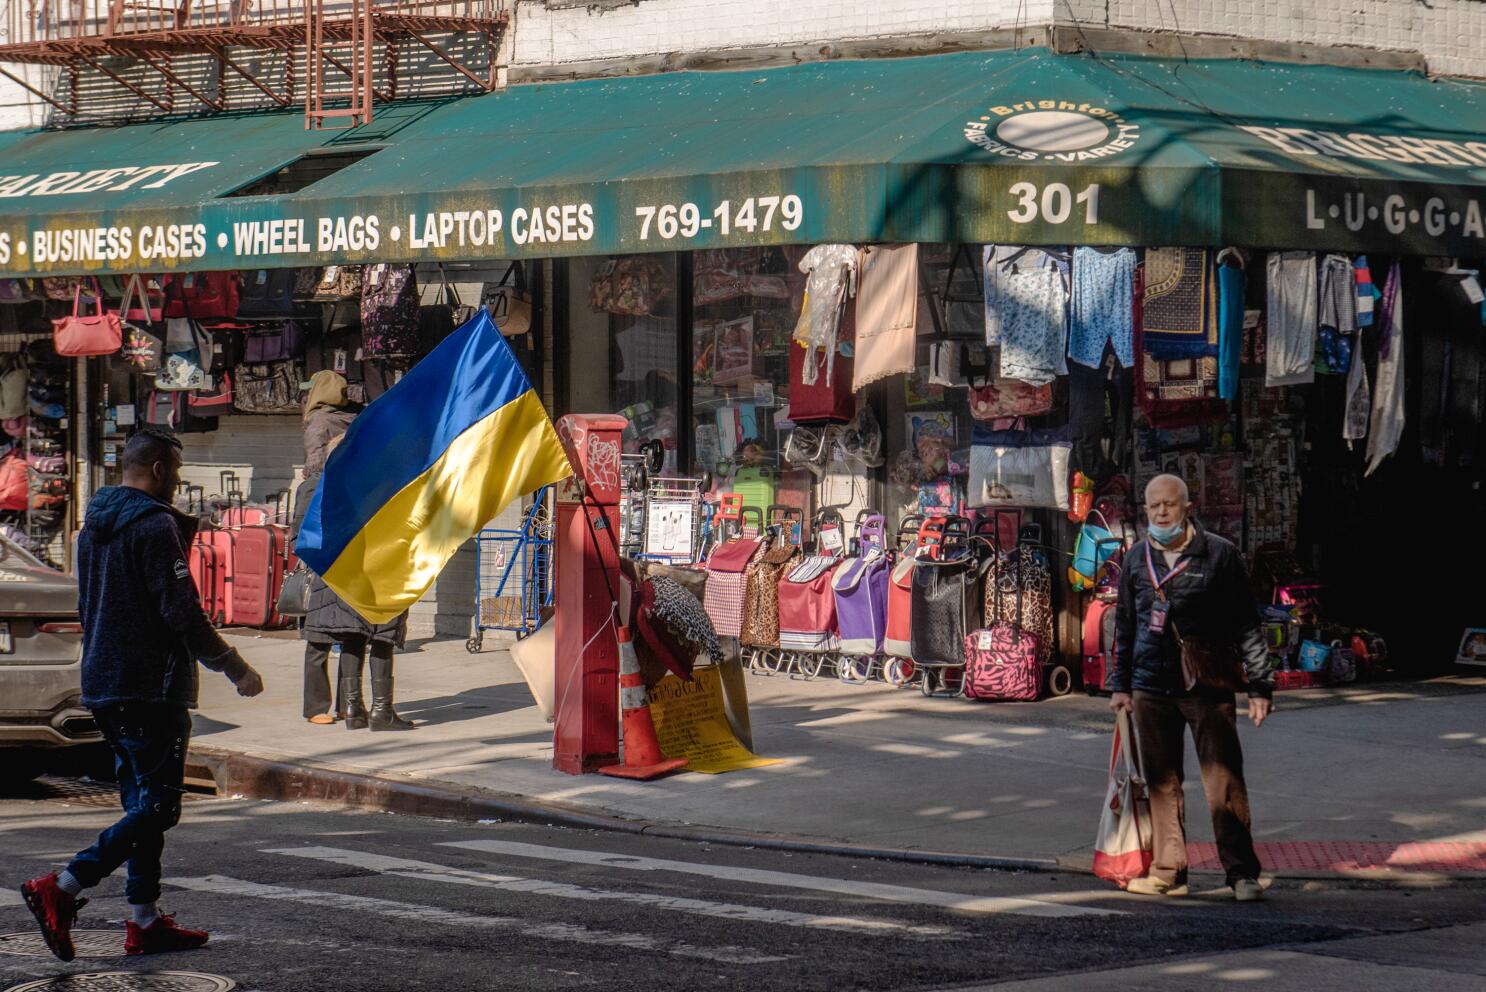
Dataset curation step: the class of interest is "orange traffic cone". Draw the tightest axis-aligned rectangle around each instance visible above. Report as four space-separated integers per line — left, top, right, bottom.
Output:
598 627 688 780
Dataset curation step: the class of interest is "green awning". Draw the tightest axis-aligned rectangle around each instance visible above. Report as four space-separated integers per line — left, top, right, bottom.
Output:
2 48 1486 275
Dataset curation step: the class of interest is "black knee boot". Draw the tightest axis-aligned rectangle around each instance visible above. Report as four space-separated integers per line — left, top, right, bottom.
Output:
339 640 368 730
367 644 414 731
368 676 415 731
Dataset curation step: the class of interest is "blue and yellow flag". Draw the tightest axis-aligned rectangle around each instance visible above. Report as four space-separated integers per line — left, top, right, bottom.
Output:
296 310 571 623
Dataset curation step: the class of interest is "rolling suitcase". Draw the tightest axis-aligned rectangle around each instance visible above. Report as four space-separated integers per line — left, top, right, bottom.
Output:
192 527 234 625
230 524 294 628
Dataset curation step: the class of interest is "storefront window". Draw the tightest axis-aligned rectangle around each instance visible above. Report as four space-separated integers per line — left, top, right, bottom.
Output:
566 253 681 475
688 247 816 533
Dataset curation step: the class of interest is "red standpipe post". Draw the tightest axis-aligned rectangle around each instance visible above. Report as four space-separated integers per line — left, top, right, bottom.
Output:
551 414 628 775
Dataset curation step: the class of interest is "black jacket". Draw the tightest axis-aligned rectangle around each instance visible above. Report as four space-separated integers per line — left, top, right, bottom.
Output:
290 474 406 646
77 486 246 709
1112 522 1273 700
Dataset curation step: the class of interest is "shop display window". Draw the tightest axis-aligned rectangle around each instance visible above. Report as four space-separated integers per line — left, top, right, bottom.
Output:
688 247 815 529
567 253 682 475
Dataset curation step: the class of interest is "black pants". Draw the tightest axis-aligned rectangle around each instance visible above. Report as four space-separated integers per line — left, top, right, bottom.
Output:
1132 691 1262 888
304 639 395 716
1069 354 1134 483
67 703 191 905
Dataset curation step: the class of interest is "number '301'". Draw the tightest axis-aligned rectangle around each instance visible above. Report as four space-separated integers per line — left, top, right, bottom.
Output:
1007 183 1101 225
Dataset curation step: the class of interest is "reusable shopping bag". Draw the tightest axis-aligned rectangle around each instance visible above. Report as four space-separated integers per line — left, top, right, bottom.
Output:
1092 709 1154 888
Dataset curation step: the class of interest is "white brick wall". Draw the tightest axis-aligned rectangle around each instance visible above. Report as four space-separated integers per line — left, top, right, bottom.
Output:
0 67 52 130
512 0 1486 78
514 0 1058 65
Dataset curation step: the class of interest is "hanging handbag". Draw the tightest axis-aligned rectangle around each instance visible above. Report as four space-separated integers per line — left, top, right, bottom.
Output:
115 274 165 324
52 279 123 357
43 276 85 301
787 340 856 424
238 268 299 317
361 264 420 357
313 265 364 300
243 320 306 363
968 424 1072 510
487 261 533 337
161 272 241 319
154 318 211 391
234 361 302 414
276 563 313 617
418 265 472 355
189 372 234 412
120 312 165 374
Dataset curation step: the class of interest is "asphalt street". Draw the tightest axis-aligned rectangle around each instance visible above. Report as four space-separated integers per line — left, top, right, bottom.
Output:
1 778 1482 992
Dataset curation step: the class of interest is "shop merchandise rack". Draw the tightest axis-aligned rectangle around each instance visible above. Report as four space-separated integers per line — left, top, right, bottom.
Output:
468 486 554 653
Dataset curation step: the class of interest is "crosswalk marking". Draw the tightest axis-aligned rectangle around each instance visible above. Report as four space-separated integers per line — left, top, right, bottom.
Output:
442 840 1121 918
170 875 787 965
264 846 963 940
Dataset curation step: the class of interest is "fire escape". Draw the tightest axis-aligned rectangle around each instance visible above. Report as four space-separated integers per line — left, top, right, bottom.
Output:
0 1 509 129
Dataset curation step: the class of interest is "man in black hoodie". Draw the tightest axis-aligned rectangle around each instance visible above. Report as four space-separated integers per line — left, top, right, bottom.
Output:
20 429 264 962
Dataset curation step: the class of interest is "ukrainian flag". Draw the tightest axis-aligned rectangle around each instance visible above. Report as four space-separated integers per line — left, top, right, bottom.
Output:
295 310 571 623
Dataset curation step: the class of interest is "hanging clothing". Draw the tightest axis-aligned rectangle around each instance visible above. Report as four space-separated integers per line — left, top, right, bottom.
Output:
1141 248 1217 360
1318 254 1357 335
852 244 918 391
983 246 1065 346
1353 256 1375 328
993 255 1068 387
1069 247 1137 369
1216 250 1245 401
796 244 857 386
1365 263 1405 476
1264 251 1318 387
1069 348 1135 484
1342 329 1372 446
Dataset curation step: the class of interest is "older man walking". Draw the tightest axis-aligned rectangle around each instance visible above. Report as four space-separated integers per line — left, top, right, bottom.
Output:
1111 473 1273 901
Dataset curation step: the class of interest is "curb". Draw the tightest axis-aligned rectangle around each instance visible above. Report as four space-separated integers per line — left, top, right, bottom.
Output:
188 747 1486 883
188 745 1061 873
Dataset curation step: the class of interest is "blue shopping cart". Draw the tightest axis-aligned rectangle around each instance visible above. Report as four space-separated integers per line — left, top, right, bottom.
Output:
467 487 555 653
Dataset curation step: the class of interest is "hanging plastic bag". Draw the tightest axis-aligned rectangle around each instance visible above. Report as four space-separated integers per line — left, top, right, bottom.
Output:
1093 709 1154 888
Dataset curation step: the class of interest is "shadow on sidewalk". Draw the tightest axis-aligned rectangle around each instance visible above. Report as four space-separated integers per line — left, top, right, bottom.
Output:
396 685 540 727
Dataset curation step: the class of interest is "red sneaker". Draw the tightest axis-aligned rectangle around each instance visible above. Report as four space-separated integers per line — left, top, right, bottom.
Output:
20 872 87 962
125 914 210 956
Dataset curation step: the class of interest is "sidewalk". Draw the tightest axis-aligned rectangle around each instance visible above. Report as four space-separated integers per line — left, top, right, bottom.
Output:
194 632 1486 873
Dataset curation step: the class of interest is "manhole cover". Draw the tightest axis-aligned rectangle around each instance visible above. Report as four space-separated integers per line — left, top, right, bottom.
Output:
3 973 235 992
0 931 124 958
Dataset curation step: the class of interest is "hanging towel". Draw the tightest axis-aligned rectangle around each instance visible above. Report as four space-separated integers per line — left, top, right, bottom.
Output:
852 244 918 391
1365 263 1405 476
1265 251 1318 387
1216 250 1245 401
1353 256 1375 328
1343 328 1372 446
1141 248 1216 359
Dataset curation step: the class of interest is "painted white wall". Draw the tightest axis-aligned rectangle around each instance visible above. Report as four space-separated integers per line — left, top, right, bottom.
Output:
512 0 1486 78
0 66 50 130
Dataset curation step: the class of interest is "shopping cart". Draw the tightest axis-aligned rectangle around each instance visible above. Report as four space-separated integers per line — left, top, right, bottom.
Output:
467 487 555 653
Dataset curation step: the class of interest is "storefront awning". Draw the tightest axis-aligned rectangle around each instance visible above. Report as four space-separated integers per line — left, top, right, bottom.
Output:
3 47 1486 275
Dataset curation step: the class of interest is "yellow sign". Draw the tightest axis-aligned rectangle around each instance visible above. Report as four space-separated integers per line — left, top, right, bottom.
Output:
646 667 781 774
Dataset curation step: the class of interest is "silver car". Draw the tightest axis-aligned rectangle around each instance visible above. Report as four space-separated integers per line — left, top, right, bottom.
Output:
0 531 100 787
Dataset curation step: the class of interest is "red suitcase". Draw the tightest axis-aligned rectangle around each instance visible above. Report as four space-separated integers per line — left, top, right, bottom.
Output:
230 524 295 629
189 537 225 625
1081 598 1119 694
191 528 235 625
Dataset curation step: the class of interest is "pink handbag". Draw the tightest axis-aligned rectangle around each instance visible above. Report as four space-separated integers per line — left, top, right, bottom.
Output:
52 279 123 357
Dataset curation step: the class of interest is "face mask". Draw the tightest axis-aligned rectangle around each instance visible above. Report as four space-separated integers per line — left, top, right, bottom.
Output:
1148 520 1184 544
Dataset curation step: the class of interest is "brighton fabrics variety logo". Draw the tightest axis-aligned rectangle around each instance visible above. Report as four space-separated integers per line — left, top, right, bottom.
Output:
964 101 1140 161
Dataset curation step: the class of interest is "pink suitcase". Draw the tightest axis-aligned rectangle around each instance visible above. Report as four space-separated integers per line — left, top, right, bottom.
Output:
230 524 295 628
